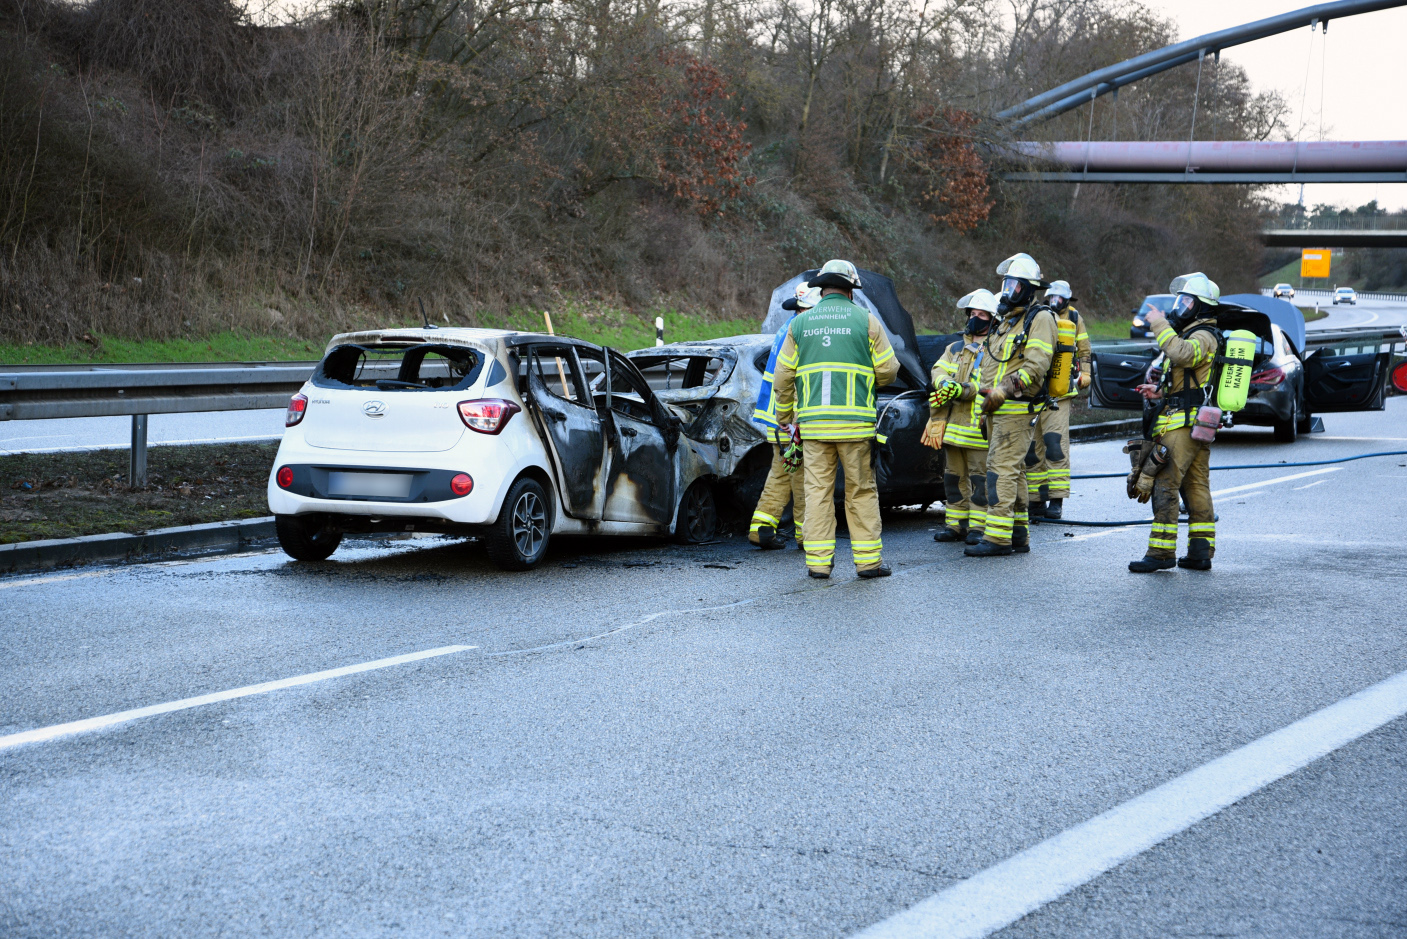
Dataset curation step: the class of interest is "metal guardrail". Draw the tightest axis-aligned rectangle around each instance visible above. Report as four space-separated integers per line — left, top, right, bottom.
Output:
0 362 316 486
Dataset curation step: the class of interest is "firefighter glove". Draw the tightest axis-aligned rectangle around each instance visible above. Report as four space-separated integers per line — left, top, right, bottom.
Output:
980 381 1011 413
1135 472 1157 503
929 380 962 409
921 417 946 450
1078 370 1092 390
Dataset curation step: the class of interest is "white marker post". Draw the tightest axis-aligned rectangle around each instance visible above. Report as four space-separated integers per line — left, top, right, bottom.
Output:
657 316 669 387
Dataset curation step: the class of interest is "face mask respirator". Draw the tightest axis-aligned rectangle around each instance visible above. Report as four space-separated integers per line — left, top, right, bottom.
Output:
998 277 1031 316
966 315 991 336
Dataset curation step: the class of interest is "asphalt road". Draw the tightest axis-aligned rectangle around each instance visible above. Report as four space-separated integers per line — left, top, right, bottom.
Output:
3 402 1406 937
1293 288 1407 332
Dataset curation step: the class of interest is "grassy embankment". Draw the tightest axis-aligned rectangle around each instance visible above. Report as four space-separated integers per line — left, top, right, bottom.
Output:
1 443 277 544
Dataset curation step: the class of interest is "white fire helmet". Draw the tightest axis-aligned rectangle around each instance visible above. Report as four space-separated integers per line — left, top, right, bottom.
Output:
955 288 999 315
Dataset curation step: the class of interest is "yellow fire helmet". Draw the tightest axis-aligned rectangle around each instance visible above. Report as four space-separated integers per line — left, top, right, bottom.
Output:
1169 272 1221 306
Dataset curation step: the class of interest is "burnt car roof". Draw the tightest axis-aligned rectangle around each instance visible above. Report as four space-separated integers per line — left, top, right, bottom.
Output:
762 270 925 388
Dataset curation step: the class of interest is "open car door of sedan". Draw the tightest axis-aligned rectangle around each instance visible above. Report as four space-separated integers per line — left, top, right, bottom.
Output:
1089 348 1157 410
1304 345 1391 413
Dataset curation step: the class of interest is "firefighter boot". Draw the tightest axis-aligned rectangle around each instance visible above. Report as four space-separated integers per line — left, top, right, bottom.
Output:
1178 537 1213 570
1129 555 1176 573
964 528 983 545
755 525 785 550
1045 498 1063 520
857 564 892 579
1029 501 1046 520
1012 525 1030 554
935 523 968 543
965 540 1014 557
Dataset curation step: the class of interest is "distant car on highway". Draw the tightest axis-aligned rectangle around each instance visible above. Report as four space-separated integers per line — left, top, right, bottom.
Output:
1129 294 1175 339
1273 283 1296 300
268 328 727 570
1333 286 1357 305
1091 294 1390 442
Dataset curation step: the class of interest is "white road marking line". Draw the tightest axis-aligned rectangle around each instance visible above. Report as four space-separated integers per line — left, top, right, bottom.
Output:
1293 479 1329 491
1211 467 1339 498
0 570 110 591
853 667 1407 939
0 645 476 752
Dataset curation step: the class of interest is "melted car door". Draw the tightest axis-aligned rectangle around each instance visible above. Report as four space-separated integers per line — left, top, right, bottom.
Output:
598 349 677 525
1304 347 1390 412
522 346 607 519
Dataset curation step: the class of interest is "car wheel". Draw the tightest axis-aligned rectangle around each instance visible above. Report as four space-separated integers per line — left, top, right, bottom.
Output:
486 477 551 570
1273 400 1299 443
275 514 343 561
674 478 719 544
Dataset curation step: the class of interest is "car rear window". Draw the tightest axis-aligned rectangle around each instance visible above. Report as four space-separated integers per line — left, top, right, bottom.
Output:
313 343 483 391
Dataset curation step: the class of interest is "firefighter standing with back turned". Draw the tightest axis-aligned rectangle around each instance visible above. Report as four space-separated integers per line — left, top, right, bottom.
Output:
1026 280 1091 520
1127 272 1221 573
773 259 900 579
923 288 998 545
748 284 819 550
965 252 1058 558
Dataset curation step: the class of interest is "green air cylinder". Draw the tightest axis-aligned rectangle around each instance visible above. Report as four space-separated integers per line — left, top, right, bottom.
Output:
1216 329 1257 412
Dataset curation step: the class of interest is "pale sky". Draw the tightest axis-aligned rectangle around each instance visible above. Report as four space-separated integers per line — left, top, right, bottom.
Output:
1141 0 1407 211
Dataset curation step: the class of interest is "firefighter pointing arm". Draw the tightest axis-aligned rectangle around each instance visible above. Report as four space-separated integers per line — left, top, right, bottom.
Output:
1127 272 1222 574
774 259 899 580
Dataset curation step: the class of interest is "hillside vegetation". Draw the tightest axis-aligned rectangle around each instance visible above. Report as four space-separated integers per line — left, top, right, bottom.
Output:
1 0 1283 349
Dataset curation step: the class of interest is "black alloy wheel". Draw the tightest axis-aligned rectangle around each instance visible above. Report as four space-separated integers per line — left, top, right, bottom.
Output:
275 514 343 561
486 477 551 570
674 479 719 544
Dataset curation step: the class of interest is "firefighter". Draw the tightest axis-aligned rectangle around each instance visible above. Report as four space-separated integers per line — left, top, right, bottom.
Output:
749 284 819 549
1027 280 1092 520
1128 272 1221 573
773 259 900 579
922 288 997 545
965 252 1058 558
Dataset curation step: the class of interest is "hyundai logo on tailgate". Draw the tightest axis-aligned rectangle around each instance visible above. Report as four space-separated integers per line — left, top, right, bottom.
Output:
362 400 387 418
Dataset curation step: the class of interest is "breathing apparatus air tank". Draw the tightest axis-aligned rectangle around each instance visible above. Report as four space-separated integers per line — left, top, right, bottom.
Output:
1215 329 1257 412
1047 317 1078 398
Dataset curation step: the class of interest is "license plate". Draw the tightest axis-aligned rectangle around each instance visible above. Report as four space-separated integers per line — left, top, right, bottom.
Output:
327 471 413 499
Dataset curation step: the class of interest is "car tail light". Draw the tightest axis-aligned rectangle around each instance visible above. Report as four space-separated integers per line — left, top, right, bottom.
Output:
276 466 294 488
451 473 474 496
457 398 520 434
285 393 308 427
1250 366 1286 386
1393 361 1407 394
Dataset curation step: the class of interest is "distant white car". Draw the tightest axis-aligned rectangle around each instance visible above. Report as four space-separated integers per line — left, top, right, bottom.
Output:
1333 287 1357 305
268 328 722 570
1272 283 1295 299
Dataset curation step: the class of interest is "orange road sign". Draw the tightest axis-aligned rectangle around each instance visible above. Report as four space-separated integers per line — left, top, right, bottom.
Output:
1301 249 1331 279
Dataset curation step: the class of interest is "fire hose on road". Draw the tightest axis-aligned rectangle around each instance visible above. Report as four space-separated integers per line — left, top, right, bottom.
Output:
1032 449 1407 527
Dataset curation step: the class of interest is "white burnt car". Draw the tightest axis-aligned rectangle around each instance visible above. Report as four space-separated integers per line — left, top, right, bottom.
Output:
268 329 722 569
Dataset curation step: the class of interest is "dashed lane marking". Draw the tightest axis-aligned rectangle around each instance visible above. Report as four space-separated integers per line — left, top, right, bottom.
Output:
1211 467 1339 498
852 667 1407 939
0 645 476 752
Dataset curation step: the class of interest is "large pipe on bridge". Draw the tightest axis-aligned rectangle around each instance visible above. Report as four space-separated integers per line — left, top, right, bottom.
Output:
997 0 1407 127
1005 140 1407 174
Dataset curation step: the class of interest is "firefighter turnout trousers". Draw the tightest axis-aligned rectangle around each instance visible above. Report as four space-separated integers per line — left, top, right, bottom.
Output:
982 412 1035 546
1148 427 1215 560
801 439 883 573
749 443 806 546
1027 403 1072 501
942 444 988 535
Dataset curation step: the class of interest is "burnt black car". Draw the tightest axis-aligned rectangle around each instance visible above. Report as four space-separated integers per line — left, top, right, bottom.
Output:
628 268 946 515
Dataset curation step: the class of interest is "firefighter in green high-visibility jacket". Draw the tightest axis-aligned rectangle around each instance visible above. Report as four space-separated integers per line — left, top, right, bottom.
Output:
773 260 900 579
